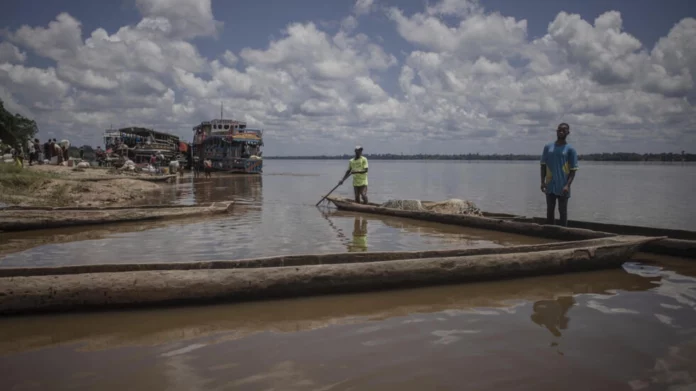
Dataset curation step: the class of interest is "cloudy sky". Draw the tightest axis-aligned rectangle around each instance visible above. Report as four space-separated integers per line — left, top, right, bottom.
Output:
1 0 695 155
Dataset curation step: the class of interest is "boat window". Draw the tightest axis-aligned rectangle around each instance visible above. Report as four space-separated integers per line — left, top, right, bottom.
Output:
224 125 230 130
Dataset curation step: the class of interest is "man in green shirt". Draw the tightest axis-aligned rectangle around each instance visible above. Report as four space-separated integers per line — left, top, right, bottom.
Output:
340 146 369 204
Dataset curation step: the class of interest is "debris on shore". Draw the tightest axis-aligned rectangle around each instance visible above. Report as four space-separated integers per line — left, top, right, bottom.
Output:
0 164 171 208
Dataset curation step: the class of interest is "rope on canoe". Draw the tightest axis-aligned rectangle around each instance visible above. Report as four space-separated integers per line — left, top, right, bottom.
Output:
381 198 483 216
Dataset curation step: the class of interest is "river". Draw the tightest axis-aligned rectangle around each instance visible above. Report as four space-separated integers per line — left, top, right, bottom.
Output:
0 160 695 390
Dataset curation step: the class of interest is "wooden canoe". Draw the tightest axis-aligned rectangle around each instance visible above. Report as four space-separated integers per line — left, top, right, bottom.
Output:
0 268 657 354
326 196 696 259
0 201 234 232
0 235 661 315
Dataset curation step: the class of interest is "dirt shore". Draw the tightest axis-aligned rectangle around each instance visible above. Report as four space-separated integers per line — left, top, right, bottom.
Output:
0 164 172 207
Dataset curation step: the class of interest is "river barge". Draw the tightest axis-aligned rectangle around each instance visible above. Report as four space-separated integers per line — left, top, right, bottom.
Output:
103 127 188 165
192 118 263 174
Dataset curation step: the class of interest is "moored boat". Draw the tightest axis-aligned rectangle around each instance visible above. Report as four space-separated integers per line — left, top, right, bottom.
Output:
0 201 234 232
326 196 696 259
192 117 263 174
0 235 660 314
103 127 188 166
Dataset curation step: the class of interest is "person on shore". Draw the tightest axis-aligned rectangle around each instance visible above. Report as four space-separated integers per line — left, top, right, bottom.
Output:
340 146 369 204
95 146 104 166
12 145 24 167
34 138 42 164
204 158 212 178
150 153 157 173
169 159 180 177
53 141 63 165
540 123 578 226
79 146 84 160
49 139 56 163
192 157 199 178
61 142 69 162
27 139 35 165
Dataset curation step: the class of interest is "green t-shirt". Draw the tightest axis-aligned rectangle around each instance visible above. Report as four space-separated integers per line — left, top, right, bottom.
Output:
349 156 368 187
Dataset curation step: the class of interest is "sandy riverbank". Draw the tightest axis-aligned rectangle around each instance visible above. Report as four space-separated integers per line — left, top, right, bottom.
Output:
0 164 171 207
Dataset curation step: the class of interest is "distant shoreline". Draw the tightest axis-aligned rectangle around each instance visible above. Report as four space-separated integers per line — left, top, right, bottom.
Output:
266 153 693 162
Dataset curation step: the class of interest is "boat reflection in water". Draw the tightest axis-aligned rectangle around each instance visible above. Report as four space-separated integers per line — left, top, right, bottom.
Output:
190 174 263 205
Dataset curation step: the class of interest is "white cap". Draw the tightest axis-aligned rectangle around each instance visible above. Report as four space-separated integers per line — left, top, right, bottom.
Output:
355 145 363 150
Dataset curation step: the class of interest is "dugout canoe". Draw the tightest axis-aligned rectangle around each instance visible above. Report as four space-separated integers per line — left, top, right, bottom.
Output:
0 201 234 232
326 196 696 259
0 235 660 315
0 268 656 354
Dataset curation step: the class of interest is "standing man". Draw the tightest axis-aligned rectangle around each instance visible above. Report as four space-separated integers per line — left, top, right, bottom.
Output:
540 123 578 226
340 146 369 204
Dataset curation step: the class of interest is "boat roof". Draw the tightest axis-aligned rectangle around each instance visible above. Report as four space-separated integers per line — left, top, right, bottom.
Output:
104 127 180 140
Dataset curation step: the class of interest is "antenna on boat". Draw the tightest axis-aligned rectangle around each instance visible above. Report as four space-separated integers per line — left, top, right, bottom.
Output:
220 102 223 120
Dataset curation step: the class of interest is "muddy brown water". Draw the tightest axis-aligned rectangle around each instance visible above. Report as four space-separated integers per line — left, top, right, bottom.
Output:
1 160 695 390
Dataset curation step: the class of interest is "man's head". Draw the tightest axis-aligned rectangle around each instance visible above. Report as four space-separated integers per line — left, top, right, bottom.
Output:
354 145 363 157
556 123 570 141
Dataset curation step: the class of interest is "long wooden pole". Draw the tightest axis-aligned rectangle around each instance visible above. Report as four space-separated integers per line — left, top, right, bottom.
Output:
316 181 344 206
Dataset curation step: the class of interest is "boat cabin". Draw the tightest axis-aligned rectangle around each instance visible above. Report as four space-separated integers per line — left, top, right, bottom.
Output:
192 118 264 173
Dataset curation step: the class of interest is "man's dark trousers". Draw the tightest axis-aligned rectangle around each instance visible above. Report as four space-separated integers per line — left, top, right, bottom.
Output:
546 193 568 227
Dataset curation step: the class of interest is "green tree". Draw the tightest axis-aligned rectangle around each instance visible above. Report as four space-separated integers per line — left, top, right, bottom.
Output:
0 99 39 149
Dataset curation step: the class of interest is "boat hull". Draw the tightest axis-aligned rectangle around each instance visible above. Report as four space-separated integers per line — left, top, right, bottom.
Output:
327 196 696 259
206 158 263 174
0 236 659 315
0 201 234 232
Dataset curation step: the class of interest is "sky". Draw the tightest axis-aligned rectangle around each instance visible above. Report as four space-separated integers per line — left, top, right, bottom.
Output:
1 0 695 156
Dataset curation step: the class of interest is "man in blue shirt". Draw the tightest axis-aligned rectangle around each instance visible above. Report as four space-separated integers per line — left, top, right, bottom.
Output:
540 123 578 226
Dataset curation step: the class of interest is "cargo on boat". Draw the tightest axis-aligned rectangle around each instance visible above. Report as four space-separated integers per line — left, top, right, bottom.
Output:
0 236 659 315
0 201 234 232
192 117 263 174
103 127 189 166
326 196 696 259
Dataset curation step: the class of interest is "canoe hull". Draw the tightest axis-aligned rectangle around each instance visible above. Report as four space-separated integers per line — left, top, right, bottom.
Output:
0 236 659 315
327 197 696 259
0 201 234 232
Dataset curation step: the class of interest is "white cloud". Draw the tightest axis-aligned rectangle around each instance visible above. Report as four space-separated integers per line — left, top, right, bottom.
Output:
548 11 644 85
354 0 375 16
135 0 222 38
10 13 83 62
0 64 70 105
426 0 481 17
0 0 694 154
0 42 27 63
222 50 238 66
387 5 527 59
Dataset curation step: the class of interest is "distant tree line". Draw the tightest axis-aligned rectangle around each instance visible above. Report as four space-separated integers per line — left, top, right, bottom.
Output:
267 152 694 162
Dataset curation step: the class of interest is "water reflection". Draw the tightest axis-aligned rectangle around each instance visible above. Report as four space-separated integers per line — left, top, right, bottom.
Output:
188 174 263 204
3 263 695 391
530 296 575 337
348 217 368 252
0 268 661 355
321 208 555 247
